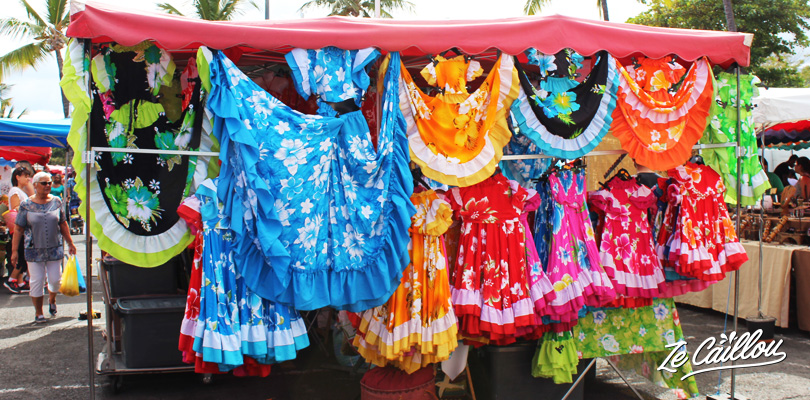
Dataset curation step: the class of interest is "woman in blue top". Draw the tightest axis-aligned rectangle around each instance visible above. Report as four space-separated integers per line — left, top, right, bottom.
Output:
11 172 76 324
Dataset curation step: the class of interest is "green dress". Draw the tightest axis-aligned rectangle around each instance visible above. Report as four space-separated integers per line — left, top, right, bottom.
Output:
700 72 770 206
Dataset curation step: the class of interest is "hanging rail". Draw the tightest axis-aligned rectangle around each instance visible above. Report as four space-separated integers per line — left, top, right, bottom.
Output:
500 142 737 161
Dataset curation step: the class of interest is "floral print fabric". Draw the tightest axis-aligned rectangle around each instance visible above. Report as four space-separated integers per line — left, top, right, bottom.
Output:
663 163 748 282
400 54 520 187
354 190 458 373
611 57 714 170
700 72 770 206
589 178 666 298
203 48 414 311
510 50 618 159
447 173 540 344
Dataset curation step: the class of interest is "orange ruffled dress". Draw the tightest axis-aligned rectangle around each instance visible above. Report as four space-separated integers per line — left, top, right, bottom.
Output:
611 57 714 170
399 54 520 187
353 190 458 373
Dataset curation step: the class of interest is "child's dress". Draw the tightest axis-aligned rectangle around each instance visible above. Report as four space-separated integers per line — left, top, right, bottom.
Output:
543 170 614 324
519 186 556 317
447 173 538 344
588 178 666 298
353 190 458 373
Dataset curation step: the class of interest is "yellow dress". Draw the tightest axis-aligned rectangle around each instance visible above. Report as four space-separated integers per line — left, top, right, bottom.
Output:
353 190 458 373
399 55 520 187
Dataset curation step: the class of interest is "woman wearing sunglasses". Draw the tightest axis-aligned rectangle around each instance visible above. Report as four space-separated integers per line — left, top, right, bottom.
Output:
10 172 77 324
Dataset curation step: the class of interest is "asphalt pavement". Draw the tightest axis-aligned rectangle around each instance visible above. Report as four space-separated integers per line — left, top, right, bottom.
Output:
1 234 809 399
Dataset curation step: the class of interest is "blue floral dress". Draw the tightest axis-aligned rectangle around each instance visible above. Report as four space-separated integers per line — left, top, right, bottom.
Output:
192 179 308 371
200 47 414 312
285 47 380 117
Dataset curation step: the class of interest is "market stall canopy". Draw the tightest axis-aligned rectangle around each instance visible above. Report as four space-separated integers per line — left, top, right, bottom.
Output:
67 1 752 68
0 118 70 147
0 146 52 165
754 88 810 149
754 87 810 130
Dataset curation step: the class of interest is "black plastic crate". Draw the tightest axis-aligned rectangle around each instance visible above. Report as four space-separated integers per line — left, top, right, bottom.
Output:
468 341 588 400
115 295 186 369
104 254 183 298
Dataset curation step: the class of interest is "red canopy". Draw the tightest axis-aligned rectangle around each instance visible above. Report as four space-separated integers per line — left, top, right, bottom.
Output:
0 146 52 165
67 1 752 67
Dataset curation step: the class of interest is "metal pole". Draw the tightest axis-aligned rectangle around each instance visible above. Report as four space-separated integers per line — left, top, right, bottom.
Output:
374 0 380 18
264 0 269 19
80 38 96 400
605 359 645 400
730 64 743 400
561 359 596 400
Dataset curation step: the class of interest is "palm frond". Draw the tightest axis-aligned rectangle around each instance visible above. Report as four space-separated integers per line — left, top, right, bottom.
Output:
157 2 186 16
47 0 69 25
20 0 48 27
0 42 50 80
0 18 44 40
523 0 551 15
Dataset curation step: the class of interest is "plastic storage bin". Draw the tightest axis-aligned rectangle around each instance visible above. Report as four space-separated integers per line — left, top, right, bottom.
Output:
115 295 186 368
468 341 589 400
104 254 183 298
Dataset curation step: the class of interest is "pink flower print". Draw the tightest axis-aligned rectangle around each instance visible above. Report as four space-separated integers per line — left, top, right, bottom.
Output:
615 233 632 261
630 345 644 354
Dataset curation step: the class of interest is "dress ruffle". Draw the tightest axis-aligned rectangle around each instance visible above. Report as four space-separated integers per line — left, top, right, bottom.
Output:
510 51 618 160
61 39 194 267
202 48 415 311
400 55 519 187
611 57 714 171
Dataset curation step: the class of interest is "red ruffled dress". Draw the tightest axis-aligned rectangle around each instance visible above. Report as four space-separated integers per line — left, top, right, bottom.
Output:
589 179 666 301
447 173 539 344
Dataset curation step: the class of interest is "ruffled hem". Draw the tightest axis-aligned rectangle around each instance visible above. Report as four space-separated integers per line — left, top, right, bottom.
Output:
529 271 557 312
61 39 193 267
609 265 667 298
532 332 579 384
610 58 715 171
659 278 715 297
510 53 618 160
401 56 519 187
202 49 415 311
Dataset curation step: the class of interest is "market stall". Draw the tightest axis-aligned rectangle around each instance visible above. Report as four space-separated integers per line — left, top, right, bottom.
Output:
62 1 756 399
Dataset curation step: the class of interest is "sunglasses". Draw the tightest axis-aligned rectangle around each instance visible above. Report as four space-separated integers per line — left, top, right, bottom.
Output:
37 181 53 186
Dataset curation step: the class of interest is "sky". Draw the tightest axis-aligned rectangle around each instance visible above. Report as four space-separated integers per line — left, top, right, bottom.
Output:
0 0 649 120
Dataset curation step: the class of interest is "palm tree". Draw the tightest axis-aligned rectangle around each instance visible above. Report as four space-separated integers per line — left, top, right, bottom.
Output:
722 0 738 32
157 0 259 21
0 83 28 118
0 0 70 118
524 0 610 21
299 0 414 18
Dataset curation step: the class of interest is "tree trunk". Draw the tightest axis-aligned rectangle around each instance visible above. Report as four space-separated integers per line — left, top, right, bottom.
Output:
600 0 609 21
722 0 738 32
55 49 70 118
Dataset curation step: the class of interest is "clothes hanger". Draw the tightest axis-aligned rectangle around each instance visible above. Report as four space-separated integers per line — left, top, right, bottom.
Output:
411 167 431 190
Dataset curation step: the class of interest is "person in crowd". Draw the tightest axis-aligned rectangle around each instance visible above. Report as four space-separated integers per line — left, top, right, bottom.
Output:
633 159 662 189
761 158 784 201
14 161 36 196
774 154 798 187
3 167 32 294
794 157 810 200
11 172 76 323
49 174 64 198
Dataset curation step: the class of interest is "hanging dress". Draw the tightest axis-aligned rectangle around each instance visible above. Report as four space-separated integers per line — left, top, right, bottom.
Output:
519 186 556 317
202 47 415 311
353 190 458 373
510 49 619 160
543 169 615 324
192 179 309 371
589 179 666 298
447 173 539 344
700 72 770 206
61 41 213 267
400 54 520 187
611 57 715 171
667 163 748 281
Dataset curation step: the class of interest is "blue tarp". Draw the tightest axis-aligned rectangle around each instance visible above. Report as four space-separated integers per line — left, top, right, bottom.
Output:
0 118 69 147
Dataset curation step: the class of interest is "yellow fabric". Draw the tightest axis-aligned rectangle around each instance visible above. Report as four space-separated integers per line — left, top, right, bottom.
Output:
675 241 796 327
354 190 458 373
419 55 484 103
401 55 519 187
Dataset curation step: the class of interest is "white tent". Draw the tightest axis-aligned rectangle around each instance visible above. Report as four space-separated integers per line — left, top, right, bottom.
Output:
753 87 810 129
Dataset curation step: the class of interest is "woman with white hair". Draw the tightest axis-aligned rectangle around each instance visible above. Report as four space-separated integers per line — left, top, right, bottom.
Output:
11 172 77 324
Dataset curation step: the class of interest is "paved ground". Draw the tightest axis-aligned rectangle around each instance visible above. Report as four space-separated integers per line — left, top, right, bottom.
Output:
0 234 809 399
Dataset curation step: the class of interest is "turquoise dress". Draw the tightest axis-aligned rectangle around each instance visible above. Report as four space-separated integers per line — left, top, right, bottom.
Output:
201 48 414 312
192 179 308 371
